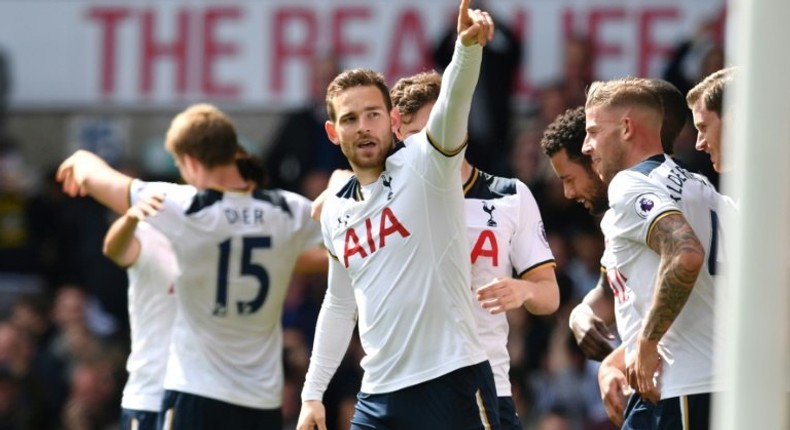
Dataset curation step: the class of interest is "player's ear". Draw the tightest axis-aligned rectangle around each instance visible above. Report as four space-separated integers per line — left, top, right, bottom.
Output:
390 107 403 139
621 116 634 141
325 120 340 145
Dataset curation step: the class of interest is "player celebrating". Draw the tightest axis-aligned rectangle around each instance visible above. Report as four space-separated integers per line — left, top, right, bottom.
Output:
297 1 501 429
57 104 324 430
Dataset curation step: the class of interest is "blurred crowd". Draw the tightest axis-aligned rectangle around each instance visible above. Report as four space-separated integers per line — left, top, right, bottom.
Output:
0 12 724 430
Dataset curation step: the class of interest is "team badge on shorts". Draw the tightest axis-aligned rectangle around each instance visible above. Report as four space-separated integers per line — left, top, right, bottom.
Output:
634 193 660 219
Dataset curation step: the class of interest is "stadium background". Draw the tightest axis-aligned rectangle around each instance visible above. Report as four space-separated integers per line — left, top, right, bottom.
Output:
0 0 726 429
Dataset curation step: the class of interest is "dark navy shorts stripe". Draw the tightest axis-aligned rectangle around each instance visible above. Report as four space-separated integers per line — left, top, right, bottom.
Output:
622 392 711 430
350 361 501 430
497 396 522 430
121 408 159 430
158 390 282 430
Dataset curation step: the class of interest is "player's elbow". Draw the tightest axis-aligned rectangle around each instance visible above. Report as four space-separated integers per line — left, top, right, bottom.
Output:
676 247 705 285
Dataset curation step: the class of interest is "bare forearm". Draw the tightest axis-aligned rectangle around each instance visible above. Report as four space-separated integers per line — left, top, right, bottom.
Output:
644 213 704 341
522 279 560 315
103 214 139 267
520 267 560 315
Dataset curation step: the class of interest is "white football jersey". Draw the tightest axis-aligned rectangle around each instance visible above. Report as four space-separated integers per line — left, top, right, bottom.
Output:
601 154 723 399
463 168 555 396
302 39 486 400
130 181 322 409
122 222 178 412
314 134 487 395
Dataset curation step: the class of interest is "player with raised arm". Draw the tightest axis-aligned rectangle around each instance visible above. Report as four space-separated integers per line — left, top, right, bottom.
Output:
102 194 178 430
57 104 324 430
389 70 559 429
297 1 500 429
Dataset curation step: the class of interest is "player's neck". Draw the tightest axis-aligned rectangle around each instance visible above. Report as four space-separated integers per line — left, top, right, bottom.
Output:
351 162 385 185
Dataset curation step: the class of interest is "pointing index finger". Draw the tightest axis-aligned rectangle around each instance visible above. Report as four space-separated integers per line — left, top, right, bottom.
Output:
459 0 470 17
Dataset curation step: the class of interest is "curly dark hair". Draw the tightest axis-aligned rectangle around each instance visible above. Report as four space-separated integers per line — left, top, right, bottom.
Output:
390 71 442 117
540 106 590 168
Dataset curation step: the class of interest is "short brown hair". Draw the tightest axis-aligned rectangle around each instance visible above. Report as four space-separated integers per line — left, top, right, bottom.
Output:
390 71 442 118
686 67 735 117
325 68 392 122
648 79 688 154
165 103 239 168
586 77 664 121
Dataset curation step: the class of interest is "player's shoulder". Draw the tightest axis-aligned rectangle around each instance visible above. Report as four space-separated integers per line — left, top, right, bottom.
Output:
463 167 519 201
250 187 314 217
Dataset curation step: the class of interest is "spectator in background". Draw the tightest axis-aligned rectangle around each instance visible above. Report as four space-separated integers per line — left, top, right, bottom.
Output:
663 19 724 97
0 322 52 430
262 54 349 199
433 0 522 177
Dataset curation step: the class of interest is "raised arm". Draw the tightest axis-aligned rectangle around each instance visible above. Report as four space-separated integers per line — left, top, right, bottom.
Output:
425 0 493 154
56 150 134 214
631 211 704 400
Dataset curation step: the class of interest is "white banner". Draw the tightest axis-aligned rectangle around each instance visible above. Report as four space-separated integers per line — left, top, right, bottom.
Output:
0 0 725 109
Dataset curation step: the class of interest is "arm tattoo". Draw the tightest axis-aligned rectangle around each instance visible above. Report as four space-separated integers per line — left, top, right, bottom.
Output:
643 213 704 341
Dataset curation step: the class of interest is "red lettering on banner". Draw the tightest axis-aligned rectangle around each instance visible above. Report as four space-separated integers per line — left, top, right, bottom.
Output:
202 7 241 97
332 7 370 57
88 7 131 96
512 8 532 96
140 9 189 95
588 8 625 64
385 9 431 82
272 8 317 94
638 8 679 77
471 230 499 266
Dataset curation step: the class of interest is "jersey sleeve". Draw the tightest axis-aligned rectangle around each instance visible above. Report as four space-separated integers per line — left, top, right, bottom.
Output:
511 181 555 277
402 40 482 188
607 171 682 246
301 257 357 401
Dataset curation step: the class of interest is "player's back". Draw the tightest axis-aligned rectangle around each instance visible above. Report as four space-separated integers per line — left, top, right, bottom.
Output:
130 180 321 409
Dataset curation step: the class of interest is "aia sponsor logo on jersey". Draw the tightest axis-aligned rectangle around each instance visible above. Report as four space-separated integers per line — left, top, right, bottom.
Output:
342 207 411 267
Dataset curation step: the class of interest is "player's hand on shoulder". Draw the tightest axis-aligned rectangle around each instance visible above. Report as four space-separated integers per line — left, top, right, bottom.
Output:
456 0 495 47
127 193 165 222
296 400 327 430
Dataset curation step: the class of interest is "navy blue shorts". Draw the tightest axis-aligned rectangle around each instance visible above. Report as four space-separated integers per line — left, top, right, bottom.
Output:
158 390 282 430
497 396 522 430
350 361 500 430
121 408 159 430
621 392 710 430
